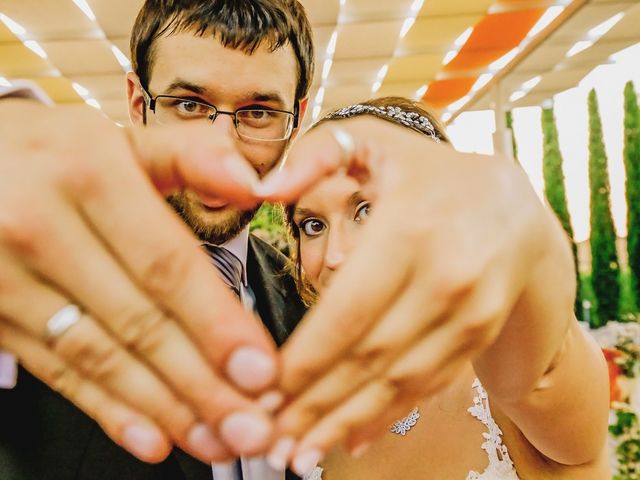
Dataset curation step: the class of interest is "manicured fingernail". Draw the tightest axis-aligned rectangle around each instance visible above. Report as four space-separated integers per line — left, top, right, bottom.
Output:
219 411 272 454
266 436 296 471
255 171 287 197
292 448 323 477
226 346 276 392
259 391 284 413
187 423 226 460
350 441 372 459
223 154 261 191
122 424 165 461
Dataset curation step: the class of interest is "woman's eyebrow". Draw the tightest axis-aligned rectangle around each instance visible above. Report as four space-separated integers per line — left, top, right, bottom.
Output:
348 191 365 205
294 207 316 217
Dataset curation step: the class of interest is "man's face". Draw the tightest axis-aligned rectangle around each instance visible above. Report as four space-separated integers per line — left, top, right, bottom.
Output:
128 30 303 244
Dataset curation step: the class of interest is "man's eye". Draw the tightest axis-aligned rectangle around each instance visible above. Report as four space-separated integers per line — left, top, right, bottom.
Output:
300 219 326 236
177 101 199 113
354 202 371 224
171 100 209 116
248 110 268 119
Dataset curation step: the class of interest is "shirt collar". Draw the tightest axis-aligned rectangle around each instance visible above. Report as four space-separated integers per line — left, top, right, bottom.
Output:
202 227 250 287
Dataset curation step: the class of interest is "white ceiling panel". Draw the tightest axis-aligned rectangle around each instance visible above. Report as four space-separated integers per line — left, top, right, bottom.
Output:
323 83 376 107
40 39 122 76
299 0 340 26
333 20 403 60
327 57 389 87
386 52 443 83
397 14 483 56
0 0 101 41
340 0 415 23
546 2 633 46
90 0 144 38
69 74 128 100
420 0 493 17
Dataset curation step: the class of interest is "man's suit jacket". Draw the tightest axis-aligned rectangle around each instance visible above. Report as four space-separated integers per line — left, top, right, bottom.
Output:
0 235 307 480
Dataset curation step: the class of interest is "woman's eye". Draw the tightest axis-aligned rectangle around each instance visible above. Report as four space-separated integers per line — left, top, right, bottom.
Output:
300 219 326 236
354 202 371 223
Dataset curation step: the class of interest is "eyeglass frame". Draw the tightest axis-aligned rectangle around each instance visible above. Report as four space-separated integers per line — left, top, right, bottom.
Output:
140 86 300 141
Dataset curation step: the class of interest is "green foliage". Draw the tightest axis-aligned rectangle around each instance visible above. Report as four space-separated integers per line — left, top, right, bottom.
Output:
505 110 519 163
541 107 582 320
580 269 638 324
610 408 640 479
588 89 621 325
250 203 289 253
624 81 640 306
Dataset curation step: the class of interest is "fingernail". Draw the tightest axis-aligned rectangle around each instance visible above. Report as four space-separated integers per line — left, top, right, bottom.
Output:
258 390 284 413
266 436 296 471
187 423 226 460
223 155 261 191
254 171 287 197
350 441 372 459
219 411 272 454
122 424 165 461
292 448 323 477
226 346 276 392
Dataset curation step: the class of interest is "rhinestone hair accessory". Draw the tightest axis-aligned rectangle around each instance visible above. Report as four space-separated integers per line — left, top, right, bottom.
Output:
325 104 441 143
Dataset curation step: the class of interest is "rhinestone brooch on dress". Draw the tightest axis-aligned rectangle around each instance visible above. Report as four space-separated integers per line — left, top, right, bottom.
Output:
390 406 421 436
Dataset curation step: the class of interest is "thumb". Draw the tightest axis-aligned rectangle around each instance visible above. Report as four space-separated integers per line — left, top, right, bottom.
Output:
127 123 262 207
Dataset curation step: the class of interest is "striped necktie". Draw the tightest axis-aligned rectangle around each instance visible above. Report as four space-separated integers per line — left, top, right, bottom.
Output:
202 244 282 480
204 244 244 298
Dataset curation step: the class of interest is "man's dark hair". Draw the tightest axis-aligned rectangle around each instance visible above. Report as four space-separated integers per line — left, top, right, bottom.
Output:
130 0 314 102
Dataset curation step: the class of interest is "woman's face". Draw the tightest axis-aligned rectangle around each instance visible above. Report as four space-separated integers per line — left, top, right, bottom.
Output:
292 173 371 293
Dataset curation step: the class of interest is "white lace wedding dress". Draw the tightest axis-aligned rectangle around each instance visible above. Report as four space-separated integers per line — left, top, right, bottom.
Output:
303 378 520 480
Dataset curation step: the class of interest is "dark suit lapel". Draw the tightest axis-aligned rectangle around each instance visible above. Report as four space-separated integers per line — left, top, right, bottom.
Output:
247 235 306 346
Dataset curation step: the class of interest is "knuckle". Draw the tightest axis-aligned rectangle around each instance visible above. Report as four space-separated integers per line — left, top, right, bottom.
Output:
56 159 102 199
48 363 83 399
56 325 125 384
0 205 47 258
139 246 193 300
117 305 171 357
349 344 392 377
432 262 484 303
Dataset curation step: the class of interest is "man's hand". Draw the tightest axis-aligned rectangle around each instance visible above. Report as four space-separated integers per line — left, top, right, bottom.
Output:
0 100 278 463
261 117 554 474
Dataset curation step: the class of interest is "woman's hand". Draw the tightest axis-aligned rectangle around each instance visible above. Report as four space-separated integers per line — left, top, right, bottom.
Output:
261 117 561 475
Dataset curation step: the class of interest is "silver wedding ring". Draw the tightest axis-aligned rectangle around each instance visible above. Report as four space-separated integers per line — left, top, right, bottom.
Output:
330 126 355 172
45 304 82 343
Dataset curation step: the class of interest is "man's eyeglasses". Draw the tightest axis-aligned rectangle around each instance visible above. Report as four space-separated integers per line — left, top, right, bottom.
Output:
141 87 298 142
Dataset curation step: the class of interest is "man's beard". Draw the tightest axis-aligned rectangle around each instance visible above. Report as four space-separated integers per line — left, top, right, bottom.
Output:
167 191 259 245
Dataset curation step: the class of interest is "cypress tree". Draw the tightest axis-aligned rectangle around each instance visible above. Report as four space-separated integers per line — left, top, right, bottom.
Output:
623 81 640 304
588 89 621 325
506 110 519 163
541 107 582 320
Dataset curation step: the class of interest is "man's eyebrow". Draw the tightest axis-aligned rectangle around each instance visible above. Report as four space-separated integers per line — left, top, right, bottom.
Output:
247 91 287 107
165 79 205 95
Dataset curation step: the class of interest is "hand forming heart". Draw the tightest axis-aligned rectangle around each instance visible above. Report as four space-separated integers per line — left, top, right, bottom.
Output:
0 100 578 472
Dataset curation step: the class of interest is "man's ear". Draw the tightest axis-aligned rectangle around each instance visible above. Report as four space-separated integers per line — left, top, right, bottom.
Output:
290 97 309 141
126 71 146 126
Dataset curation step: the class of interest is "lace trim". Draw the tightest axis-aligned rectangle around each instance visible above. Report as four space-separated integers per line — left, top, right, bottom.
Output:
303 466 323 480
466 379 519 480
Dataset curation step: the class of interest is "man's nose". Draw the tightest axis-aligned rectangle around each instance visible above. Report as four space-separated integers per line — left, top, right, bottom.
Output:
210 112 237 139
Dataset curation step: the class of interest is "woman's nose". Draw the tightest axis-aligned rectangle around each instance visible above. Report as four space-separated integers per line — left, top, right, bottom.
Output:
324 225 350 271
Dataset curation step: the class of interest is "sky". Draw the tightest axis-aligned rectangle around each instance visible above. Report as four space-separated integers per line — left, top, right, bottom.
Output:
447 42 640 242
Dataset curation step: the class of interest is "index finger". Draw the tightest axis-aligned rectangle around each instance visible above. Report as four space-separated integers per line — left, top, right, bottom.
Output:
76 122 280 389
278 205 413 395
